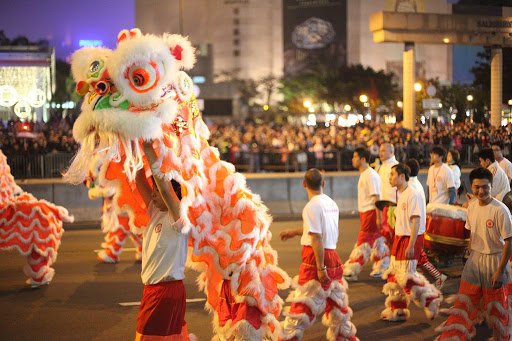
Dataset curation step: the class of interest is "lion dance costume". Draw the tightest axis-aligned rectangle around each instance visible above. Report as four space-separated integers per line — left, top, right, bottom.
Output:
0 150 73 287
84 154 143 263
64 29 291 339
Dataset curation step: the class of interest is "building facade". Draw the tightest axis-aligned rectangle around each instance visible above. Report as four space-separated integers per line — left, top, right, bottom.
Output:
136 0 455 117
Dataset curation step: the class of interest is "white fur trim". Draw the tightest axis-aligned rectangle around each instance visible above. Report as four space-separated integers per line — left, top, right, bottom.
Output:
70 47 112 82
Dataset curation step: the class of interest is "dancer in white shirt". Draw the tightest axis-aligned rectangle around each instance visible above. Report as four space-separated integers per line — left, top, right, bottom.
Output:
492 141 512 184
406 159 447 289
447 149 462 195
479 148 511 201
381 163 442 322
344 148 390 281
279 169 357 341
436 167 512 340
427 146 456 205
377 143 399 243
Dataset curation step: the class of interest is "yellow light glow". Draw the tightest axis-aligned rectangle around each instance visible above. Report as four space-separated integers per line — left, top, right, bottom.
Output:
397 101 403 108
343 104 351 111
359 94 368 103
414 82 422 92
443 37 450 44
467 94 474 101
263 104 269 111
303 100 312 108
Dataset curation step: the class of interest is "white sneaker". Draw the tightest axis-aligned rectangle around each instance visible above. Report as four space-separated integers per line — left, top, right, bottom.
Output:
435 274 448 290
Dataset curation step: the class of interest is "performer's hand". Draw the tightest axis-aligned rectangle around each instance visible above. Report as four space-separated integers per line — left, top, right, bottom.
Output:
376 219 382 231
405 245 414 260
491 270 504 289
317 269 330 284
280 229 294 241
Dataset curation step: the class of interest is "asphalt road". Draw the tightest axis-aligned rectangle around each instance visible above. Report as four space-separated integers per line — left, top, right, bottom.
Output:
0 219 492 341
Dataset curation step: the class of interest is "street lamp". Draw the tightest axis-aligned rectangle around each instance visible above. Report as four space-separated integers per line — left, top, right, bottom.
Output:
344 104 351 112
507 99 512 106
397 100 403 108
359 94 368 103
414 82 422 92
467 94 474 122
303 99 312 109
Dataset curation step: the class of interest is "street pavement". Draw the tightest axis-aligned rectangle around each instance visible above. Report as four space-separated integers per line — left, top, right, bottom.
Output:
0 219 492 340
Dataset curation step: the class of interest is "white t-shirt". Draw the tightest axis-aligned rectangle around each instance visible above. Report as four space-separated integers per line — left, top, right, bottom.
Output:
394 186 426 236
358 167 381 212
141 203 189 285
301 194 339 249
378 156 399 203
427 163 455 204
465 198 512 254
488 161 511 201
449 164 461 190
498 157 512 181
408 176 426 203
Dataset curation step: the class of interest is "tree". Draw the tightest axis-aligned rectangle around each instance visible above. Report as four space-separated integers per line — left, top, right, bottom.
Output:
470 47 512 111
280 62 398 116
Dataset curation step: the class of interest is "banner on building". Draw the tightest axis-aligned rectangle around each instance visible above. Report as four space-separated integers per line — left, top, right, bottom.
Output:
283 0 346 75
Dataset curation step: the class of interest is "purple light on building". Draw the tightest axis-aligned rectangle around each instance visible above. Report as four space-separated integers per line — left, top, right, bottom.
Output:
0 0 134 60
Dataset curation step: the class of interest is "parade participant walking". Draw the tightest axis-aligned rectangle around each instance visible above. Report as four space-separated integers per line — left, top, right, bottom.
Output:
479 148 511 201
407 159 447 290
134 141 192 340
447 149 462 194
381 163 442 321
436 167 512 341
344 147 389 281
492 142 512 183
427 146 456 205
377 143 399 244
279 168 358 341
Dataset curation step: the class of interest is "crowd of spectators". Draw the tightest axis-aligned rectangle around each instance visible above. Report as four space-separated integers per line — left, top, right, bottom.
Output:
208 119 512 170
0 116 79 156
1 114 511 173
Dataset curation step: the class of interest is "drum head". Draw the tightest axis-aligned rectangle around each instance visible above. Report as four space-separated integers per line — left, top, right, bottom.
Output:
502 191 512 214
376 200 395 211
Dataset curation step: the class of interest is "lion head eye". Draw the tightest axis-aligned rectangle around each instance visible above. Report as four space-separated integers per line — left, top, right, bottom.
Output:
125 61 160 93
87 60 105 79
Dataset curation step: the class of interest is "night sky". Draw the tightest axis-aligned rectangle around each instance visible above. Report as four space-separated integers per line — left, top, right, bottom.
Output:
0 0 134 61
0 0 477 83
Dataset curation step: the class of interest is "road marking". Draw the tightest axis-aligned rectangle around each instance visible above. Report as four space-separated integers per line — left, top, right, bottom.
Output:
94 248 138 253
118 298 206 307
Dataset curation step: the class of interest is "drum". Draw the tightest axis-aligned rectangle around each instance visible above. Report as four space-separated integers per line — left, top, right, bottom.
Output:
424 203 469 263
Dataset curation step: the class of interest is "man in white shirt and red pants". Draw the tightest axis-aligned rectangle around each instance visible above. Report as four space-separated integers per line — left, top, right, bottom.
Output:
436 167 512 340
344 147 390 281
381 163 442 322
279 168 358 341
377 143 399 245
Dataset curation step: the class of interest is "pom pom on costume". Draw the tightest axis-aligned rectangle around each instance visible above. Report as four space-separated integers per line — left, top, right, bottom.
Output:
65 29 291 339
0 150 73 287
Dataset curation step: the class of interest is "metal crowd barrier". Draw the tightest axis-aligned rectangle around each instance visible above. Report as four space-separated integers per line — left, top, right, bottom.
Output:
5 143 509 178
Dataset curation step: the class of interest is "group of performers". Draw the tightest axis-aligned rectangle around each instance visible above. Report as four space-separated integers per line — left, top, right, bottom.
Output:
3 26 512 340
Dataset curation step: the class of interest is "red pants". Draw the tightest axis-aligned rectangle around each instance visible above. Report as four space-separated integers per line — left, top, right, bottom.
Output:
217 279 263 331
356 209 381 246
136 280 187 340
391 234 424 261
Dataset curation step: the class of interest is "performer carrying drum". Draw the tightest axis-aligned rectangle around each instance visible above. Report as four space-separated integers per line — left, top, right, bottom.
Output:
344 147 390 281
